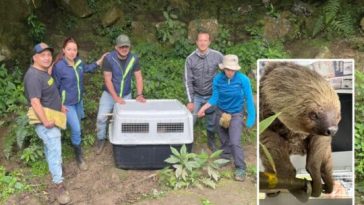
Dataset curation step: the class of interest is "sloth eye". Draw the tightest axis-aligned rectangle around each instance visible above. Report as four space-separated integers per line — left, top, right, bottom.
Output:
309 112 319 120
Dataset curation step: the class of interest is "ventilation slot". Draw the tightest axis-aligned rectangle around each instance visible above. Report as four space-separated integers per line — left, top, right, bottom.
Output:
122 123 149 133
157 123 184 133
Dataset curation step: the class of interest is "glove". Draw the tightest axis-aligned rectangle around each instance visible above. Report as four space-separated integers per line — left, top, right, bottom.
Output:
219 112 232 129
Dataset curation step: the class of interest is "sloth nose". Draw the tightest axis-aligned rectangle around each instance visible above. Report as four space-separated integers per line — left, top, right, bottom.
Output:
326 126 338 136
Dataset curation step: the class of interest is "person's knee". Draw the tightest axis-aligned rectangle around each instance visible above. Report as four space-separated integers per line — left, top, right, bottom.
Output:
96 116 108 125
72 128 81 138
46 141 62 158
230 142 242 149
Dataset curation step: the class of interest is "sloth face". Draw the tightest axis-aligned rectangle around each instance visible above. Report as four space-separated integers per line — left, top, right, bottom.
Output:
300 106 341 136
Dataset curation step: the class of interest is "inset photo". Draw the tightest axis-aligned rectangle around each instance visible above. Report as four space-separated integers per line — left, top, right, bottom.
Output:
258 59 354 205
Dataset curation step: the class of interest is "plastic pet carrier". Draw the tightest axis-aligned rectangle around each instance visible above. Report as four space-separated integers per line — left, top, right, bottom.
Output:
108 99 193 169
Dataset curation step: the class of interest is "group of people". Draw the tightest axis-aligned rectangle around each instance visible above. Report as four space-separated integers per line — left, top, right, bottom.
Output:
23 31 255 204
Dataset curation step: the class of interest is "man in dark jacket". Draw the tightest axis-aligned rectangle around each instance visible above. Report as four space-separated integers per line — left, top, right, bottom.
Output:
184 31 223 151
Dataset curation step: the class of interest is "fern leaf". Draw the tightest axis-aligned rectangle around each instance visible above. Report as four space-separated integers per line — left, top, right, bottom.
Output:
3 132 16 159
323 0 340 24
312 15 324 38
329 13 355 36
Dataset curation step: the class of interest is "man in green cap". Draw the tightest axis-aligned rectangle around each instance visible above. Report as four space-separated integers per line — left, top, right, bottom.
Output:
95 34 145 154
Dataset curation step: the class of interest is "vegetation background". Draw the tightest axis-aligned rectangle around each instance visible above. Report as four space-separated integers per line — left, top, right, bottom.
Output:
0 0 363 204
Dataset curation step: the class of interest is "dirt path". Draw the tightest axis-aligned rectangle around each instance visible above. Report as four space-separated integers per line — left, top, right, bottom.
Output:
135 178 257 205
53 142 160 205
4 140 256 205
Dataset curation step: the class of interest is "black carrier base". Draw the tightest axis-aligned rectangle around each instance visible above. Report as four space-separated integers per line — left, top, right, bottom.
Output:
112 143 193 169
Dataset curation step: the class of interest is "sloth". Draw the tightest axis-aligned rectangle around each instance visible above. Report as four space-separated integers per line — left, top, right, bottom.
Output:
259 62 341 199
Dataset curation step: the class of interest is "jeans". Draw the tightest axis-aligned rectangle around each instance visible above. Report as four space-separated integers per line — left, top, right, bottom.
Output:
216 109 246 169
193 94 216 133
35 125 63 184
96 91 131 140
79 99 86 120
65 102 83 146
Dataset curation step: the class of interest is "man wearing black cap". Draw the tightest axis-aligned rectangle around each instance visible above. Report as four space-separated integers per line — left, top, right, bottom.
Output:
24 42 71 204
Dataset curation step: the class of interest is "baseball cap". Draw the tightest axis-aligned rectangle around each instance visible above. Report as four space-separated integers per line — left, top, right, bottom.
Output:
115 34 131 47
33 42 54 55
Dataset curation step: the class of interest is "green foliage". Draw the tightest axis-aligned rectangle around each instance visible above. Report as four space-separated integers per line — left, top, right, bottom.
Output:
242 127 256 145
201 199 214 205
82 133 96 147
27 13 46 43
0 64 26 115
355 71 364 179
133 42 168 60
246 164 257 177
244 24 264 38
3 130 15 160
259 112 280 135
65 15 77 31
312 0 358 38
226 39 289 81
30 161 49 177
173 38 195 58
15 112 37 149
259 113 281 174
0 166 29 202
140 57 186 101
266 3 279 18
156 7 194 58
159 145 229 190
4 108 40 163
20 144 43 165
312 15 324 38
323 0 340 24
156 10 186 45
87 0 98 10
83 70 104 118
1 63 41 163
96 25 126 44
211 26 232 54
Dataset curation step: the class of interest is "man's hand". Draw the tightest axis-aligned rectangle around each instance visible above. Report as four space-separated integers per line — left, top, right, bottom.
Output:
61 105 68 113
186 102 194 112
114 97 125 104
43 120 55 128
136 95 146 103
197 109 205 118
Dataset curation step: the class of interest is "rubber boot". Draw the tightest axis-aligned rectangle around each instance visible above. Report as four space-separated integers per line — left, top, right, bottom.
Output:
207 131 217 152
73 145 88 171
96 139 105 155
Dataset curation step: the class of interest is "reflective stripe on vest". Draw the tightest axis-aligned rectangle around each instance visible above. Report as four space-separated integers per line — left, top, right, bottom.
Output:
62 90 66 104
112 56 135 97
73 60 82 102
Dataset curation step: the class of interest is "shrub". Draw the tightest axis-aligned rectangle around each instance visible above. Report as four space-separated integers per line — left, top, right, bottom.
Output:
0 166 29 202
0 64 26 115
159 145 229 189
355 71 364 178
312 0 361 38
27 13 46 43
